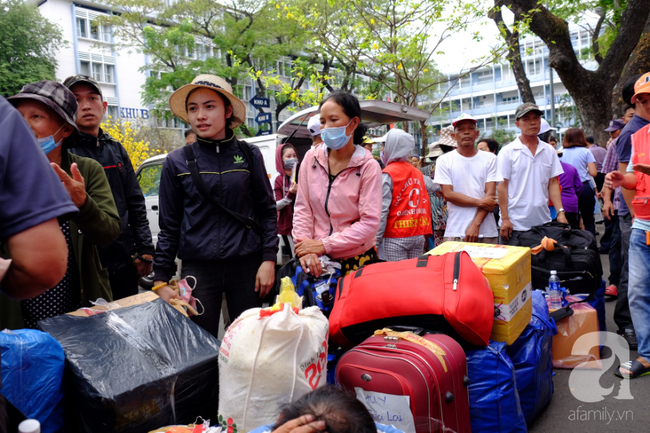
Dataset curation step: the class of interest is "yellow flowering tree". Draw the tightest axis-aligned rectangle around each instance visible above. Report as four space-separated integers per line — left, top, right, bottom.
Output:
101 116 161 169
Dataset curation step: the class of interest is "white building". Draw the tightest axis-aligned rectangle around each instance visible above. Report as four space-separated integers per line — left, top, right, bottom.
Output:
427 20 598 141
30 0 302 134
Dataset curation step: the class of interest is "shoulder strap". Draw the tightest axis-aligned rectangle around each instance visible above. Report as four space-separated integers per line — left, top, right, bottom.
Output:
182 144 262 235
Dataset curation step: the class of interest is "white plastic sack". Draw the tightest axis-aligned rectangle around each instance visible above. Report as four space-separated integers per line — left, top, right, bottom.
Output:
218 305 329 433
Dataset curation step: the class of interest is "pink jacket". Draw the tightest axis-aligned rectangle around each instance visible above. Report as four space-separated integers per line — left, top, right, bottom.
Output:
293 144 382 260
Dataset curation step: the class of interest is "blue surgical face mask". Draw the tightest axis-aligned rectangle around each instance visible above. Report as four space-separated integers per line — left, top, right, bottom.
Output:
37 124 65 155
321 120 353 150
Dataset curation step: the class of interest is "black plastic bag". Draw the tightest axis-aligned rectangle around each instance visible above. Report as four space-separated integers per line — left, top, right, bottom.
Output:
39 298 220 433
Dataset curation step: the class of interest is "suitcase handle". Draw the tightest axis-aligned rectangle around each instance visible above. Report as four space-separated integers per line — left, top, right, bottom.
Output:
385 326 427 336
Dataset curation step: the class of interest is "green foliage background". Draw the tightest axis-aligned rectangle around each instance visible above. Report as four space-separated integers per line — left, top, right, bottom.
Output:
0 0 67 96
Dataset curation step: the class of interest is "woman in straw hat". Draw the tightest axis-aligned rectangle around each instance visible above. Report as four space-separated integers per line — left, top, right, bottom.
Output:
153 74 278 337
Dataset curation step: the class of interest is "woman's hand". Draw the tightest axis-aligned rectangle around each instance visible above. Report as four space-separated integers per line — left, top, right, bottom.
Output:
295 239 326 257
299 253 323 278
289 181 298 195
153 282 181 303
51 162 87 208
255 260 276 298
274 415 326 433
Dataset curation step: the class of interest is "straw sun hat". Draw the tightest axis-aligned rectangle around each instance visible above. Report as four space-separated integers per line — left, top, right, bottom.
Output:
169 74 247 129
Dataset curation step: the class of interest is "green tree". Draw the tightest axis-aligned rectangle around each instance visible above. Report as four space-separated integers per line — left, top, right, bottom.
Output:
0 0 67 96
102 0 324 136
281 0 498 153
488 0 650 144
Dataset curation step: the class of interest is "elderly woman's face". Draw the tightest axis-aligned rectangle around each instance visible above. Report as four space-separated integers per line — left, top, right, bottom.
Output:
15 99 69 141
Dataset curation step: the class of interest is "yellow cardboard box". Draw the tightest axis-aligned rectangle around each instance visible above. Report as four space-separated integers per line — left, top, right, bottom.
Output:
429 242 532 345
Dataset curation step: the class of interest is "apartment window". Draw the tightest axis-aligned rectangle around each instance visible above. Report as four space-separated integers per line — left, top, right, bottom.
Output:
92 63 102 81
107 105 118 119
187 46 194 59
76 9 111 42
79 52 116 83
105 65 115 83
570 32 579 47
580 31 589 47
90 20 100 39
197 44 206 60
476 69 493 84
76 18 88 38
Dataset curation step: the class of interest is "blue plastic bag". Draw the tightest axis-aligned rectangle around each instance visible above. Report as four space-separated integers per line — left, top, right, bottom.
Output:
467 341 527 433
506 290 558 424
0 329 65 433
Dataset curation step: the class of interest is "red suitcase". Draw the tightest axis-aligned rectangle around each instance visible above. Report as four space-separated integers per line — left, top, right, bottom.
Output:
336 329 471 433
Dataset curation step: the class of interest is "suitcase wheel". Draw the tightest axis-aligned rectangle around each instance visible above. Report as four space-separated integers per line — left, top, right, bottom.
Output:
463 376 470 387
445 392 454 403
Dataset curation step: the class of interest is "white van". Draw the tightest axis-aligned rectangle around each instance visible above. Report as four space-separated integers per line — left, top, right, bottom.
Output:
135 100 429 274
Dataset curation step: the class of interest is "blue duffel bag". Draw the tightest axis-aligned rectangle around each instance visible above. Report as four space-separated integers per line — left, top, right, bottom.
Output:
467 340 527 433
0 329 65 433
507 290 558 424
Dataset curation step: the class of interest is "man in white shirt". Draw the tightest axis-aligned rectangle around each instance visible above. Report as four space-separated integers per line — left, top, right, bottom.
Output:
497 103 567 245
434 113 499 243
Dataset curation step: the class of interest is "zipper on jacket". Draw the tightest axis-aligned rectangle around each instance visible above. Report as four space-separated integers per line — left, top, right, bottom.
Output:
324 177 335 236
315 155 358 237
452 252 461 291
216 146 223 258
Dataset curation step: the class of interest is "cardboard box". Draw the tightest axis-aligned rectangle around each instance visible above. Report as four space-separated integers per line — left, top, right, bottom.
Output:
429 242 532 345
551 296 601 369
68 291 188 318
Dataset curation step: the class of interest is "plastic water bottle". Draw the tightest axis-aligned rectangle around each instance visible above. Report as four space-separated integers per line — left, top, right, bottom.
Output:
548 270 563 310
18 419 40 433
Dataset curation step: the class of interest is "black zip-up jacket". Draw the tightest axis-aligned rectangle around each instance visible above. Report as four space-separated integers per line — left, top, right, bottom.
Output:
70 129 153 269
153 130 279 282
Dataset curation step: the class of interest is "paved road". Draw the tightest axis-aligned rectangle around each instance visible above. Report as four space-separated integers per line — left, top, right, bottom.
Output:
529 229 649 432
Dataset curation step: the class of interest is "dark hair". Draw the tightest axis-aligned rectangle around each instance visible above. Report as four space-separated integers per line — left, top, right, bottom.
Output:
479 138 499 154
319 92 368 145
549 136 558 143
624 104 635 114
281 143 297 158
585 136 595 144
184 129 195 138
562 127 589 148
622 74 642 106
538 130 552 143
186 88 233 128
274 386 375 433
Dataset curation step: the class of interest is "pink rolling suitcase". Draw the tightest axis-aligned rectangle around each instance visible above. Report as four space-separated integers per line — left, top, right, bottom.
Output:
336 329 471 433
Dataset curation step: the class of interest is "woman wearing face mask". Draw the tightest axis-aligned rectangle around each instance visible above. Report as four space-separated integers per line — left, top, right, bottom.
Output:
1 81 120 329
274 143 300 256
153 75 278 338
293 92 382 277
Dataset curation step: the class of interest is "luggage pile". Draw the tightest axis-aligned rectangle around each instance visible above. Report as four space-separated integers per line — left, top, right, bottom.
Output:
0 224 607 433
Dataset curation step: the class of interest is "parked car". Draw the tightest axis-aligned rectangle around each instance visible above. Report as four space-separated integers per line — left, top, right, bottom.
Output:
135 100 430 273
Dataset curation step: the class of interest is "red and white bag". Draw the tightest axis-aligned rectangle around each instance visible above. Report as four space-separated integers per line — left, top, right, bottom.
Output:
218 304 329 433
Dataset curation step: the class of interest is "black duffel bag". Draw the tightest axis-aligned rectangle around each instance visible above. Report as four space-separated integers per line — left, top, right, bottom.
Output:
516 222 603 301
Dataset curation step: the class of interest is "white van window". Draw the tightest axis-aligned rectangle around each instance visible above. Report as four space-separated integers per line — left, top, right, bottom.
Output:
137 163 163 197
